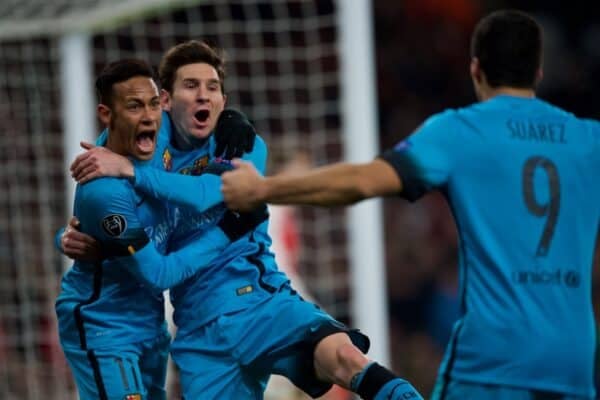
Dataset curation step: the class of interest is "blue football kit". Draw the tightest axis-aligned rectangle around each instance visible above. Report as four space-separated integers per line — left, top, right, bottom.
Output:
380 95 600 399
126 112 371 399
55 120 233 399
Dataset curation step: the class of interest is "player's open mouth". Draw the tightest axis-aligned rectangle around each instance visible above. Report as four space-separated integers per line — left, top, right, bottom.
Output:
194 110 210 124
135 130 156 153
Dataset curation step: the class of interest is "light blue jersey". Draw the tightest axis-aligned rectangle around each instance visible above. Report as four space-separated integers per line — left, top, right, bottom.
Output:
56 120 230 350
382 95 600 398
129 112 368 399
128 114 288 336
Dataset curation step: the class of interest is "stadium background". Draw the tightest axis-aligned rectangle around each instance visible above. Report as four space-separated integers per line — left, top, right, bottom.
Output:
1 0 599 399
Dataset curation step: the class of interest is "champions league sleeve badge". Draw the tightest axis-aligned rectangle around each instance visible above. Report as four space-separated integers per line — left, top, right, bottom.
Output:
102 214 127 237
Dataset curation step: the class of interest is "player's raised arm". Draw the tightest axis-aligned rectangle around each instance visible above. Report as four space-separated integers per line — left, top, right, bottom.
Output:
222 158 402 211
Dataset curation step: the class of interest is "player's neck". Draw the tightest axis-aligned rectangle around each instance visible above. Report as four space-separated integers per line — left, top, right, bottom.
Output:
482 86 535 101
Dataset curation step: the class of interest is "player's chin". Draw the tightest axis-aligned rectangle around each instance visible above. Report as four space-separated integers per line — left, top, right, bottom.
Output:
133 144 155 160
190 124 213 139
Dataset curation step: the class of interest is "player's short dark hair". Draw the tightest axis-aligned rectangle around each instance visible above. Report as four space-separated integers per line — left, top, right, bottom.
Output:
159 40 226 94
95 59 156 106
471 9 543 89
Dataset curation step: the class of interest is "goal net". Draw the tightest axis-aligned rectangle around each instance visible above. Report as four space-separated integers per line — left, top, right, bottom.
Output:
0 1 379 399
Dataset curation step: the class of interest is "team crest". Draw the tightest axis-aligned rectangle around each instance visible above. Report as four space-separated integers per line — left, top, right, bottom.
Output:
162 149 172 171
190 156 209 175
123 394 141 400
102 214 127 237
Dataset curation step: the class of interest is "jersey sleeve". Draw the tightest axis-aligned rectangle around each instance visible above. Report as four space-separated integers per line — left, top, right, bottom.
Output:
78 181 228 292
132 165 223 213
131 134 269 213
115 227 229 292
54 226 65 254
379 111 456 201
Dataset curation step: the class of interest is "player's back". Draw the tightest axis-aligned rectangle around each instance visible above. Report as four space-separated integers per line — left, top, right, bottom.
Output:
437 95 599 397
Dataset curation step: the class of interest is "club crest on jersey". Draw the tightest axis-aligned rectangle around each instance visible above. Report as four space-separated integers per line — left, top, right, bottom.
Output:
180 155 209 175
162 149 172 171
102 214 127 237
123 394 141 400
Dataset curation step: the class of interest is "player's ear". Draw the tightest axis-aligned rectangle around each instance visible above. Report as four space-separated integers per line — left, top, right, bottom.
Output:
470 57 482 83
97 103 111 126
160 89 171 111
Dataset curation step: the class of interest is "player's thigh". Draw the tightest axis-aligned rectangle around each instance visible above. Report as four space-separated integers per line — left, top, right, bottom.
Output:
171 320 267 400
62 345 147 400
138 331 170 400
227 286 367 397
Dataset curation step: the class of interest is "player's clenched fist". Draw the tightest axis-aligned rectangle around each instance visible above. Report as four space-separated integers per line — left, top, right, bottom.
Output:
221 159 265 212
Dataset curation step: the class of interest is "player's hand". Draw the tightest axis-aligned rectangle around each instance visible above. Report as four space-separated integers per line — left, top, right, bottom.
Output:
217 205 269 241
70 142 134 183
61 216 101 262
221 159 265 211
213 109 256 159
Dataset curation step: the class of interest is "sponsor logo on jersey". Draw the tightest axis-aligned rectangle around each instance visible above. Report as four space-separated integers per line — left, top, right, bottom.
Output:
102 214 127 237
124 394 141 400
179 155 209 175
236 285 253 296
512 268 581 288
162 149 172 171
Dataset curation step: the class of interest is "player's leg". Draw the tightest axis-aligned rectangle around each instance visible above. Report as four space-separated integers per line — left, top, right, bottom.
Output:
138 330 171 400
231 284 422 399
62 344 148 400
313 332 423 400
170 317 268 400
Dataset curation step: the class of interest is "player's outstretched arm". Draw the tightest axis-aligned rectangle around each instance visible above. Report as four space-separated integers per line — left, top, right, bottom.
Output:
129 133 268 213
222 158 402 211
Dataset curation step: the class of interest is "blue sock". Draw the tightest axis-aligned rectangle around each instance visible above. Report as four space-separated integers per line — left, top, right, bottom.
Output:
351 362 423 400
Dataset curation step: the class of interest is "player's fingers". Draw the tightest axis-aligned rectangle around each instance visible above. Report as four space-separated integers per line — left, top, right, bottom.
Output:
80 141 95 150
231 158 244 168
73 165 99 183
68 216 80 229
70 151 93 172
67 230 97 245
70 156 95 178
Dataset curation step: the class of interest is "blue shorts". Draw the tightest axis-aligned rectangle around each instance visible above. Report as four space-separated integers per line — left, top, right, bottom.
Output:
171 284 369 400
431 377 593 400
61 331 170 400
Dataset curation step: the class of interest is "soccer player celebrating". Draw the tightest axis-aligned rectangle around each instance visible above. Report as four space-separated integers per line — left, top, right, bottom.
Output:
56 59 263 400
221 10 600 400
63 41 423 400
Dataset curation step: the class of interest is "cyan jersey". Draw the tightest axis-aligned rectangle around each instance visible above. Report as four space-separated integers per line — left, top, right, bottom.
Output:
381 95 600 397
56 125 230 349
130 113 288 336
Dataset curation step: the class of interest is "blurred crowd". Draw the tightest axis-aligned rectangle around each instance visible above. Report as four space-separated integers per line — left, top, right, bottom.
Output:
372 0 600 395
